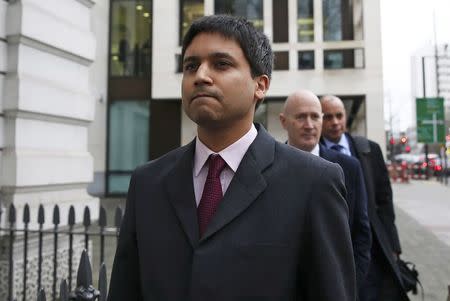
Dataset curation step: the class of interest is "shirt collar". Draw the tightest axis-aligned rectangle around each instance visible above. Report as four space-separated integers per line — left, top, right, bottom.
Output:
194 124 258 176
310 144 320 157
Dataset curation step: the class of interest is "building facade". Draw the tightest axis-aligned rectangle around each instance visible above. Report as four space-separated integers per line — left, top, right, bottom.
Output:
88 0 386 196
1 0 386 197
1 0 102 298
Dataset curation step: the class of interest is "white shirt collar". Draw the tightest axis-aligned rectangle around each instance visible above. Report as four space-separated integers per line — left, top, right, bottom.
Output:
310 144 320 157
194 124 258 176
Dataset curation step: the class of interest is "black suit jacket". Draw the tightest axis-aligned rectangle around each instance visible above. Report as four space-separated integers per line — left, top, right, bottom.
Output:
108 125 356 301
345 133 408 299
319 145 371 289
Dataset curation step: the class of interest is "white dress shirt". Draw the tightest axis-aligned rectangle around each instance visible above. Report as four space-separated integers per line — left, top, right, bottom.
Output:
323 134 352 156
193 124 258 206
310 144 320 157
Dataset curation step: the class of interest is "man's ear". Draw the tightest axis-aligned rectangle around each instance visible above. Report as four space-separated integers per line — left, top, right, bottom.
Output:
279 113 287 129
254 75 270 101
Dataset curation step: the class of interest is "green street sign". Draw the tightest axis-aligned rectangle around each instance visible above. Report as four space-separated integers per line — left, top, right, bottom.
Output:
416 97 445 143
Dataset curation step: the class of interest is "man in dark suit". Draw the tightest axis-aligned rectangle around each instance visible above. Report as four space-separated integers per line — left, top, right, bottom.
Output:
320 95 409 301
108 15 356 301
279 90 371 295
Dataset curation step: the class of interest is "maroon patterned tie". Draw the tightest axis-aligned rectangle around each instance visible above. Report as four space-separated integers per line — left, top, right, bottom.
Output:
198 154 227 237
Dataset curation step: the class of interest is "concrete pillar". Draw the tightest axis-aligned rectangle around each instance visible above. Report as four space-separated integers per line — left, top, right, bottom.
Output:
0 0 99 297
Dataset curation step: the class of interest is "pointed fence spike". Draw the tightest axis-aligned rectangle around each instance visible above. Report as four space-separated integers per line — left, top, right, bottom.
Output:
68 206 75 226
70 250 100 300
114 207 123 228
99 263 108 301
52 205 60 225
60 279 69 301
37 289 46 301
76 250 93 288
8 204 16 224
23 203 30 224
83 207 91 227
99 206 107 227
38 204 45 224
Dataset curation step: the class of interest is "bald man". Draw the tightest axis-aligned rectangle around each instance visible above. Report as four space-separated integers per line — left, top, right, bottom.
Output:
280 90 371 295
320 95 409 301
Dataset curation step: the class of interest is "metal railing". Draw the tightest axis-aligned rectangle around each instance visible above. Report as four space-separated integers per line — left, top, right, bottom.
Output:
37 250 107 301
0 203 123 301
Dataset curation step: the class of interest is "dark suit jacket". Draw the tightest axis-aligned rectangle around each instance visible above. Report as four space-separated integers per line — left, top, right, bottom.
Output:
345 133 408 299
108 125 356 301
319 145 371 289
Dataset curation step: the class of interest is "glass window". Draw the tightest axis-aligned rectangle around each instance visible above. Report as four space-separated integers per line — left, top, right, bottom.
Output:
108 100 150 194
180 0 204 44
298 0 314 42
175 54 183 73
323 0 363 41
274 51 289 70
298 51 315 69
324 48 364 69
273 0 288 43
215 0 264 31
110 0 152 77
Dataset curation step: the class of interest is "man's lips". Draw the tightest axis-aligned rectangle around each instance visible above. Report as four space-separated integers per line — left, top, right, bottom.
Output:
191 93 219 102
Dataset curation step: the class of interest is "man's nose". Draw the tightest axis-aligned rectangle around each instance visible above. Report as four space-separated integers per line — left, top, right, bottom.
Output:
331 116 340 124
303 117 314 128
194 63 213 85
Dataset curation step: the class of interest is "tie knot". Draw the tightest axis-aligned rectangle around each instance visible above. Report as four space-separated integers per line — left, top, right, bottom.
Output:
331 144 344 152
207 154 227 178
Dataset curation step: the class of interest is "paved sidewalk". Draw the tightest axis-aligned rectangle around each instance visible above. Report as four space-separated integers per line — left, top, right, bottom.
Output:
393 180 450 301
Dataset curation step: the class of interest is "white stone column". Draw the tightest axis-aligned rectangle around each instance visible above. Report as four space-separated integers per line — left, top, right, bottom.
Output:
0 0 8 228
0 1 100 298
1 0 99 228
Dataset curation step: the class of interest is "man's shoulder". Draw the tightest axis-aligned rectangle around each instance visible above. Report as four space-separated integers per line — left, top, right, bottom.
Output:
133 143 192 177
348 134 384 158
276 143 344 185
322 146 360 169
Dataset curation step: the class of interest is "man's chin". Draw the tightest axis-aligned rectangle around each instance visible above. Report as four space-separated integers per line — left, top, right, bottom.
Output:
325 134 341 143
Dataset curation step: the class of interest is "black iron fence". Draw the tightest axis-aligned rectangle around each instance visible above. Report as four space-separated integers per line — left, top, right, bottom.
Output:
37 250 106 301
0 203 123 301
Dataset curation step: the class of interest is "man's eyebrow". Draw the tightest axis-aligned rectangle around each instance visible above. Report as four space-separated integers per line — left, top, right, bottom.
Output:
183 56 199 64
183 52 236 64
210 52 235 60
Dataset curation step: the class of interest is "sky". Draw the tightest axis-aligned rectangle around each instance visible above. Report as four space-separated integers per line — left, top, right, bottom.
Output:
380 0 450 133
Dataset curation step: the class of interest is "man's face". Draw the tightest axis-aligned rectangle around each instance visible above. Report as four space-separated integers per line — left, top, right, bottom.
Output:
280 95 322 152
181 32 267 131
321 99 347 143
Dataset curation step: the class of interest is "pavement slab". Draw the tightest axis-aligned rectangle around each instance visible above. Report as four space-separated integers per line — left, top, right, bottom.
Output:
393 180 450 301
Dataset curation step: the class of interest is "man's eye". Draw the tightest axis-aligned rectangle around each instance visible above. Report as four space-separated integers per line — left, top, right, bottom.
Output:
183 63 197 72
311 114 321 121
215 61 231 68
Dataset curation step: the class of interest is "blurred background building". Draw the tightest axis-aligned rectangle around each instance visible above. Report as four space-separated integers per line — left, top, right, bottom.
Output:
1 0 385 200
91 0 385 196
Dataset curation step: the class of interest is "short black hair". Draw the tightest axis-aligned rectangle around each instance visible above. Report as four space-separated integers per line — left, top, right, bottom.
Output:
181 14 273 79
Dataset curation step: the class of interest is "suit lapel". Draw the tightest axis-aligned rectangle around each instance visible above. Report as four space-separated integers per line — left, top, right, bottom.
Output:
200 125 274 242
164 140 200 248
